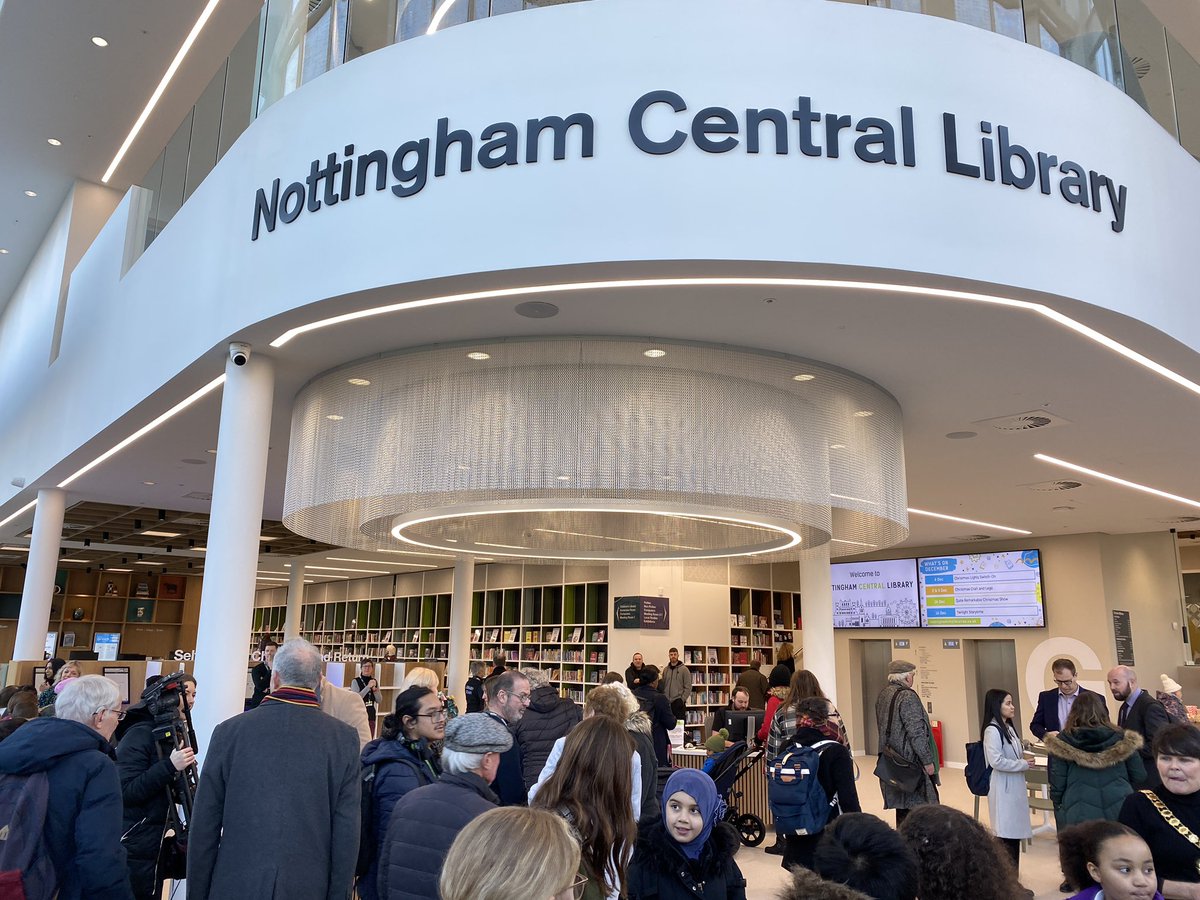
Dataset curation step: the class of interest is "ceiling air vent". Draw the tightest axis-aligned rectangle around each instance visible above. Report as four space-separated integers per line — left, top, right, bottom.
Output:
1157 516 1200 525
951 534 992 542
973 409 1072 432
1023 479 1084 492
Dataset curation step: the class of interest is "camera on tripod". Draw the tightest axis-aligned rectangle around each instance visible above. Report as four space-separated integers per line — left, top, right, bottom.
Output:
141 671 198 837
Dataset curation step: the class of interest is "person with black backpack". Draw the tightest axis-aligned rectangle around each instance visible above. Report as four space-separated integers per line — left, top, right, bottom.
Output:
0 674 134 899
772 697 861 872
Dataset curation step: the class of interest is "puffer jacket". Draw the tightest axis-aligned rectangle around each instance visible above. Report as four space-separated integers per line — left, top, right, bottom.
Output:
514 684 582 789
358 736 440 900
0 716 134 900
1046 727 1145 827
377 770 498 900
626 818 746 900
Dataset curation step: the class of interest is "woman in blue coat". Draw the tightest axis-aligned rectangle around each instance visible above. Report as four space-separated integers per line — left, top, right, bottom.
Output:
358 686 446 900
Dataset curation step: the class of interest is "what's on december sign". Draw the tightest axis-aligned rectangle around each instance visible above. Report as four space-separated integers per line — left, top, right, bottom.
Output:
252 88 1130 241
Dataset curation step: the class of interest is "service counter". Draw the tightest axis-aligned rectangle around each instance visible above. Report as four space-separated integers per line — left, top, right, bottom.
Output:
672 747 774 825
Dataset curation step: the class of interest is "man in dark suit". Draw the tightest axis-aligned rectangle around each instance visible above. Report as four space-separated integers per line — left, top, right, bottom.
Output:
248 639 277 708
1029 657 1103 739
187 638 361 900
1108 664 1170 788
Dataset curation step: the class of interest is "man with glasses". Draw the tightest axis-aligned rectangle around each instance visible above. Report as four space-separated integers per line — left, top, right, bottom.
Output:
483 670 531 806
1030 658 1102 740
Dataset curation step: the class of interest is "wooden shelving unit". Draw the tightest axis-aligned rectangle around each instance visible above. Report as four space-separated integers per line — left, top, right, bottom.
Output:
0 565 199 660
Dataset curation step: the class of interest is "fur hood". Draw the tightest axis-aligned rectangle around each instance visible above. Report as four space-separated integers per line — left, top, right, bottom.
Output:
1044 728 1143 769
768 686 789 701
777 867 872 900
626 710 652 736
634 818 740 880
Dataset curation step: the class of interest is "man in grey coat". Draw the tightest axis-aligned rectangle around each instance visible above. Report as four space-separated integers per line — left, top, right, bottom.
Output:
187 638 361 900
874 659 938 826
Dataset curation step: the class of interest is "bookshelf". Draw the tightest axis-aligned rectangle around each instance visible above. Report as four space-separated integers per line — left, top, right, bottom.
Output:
0 564 199 660
682 645 731 745
471 581 609 705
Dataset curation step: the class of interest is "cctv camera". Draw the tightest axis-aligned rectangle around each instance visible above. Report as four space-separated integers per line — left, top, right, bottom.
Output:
229 342 252 366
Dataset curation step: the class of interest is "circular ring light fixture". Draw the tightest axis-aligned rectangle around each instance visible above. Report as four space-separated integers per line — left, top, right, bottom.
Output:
283 337 909 560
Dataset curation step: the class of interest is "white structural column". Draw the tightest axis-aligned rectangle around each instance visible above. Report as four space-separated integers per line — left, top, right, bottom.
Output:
192 353 275 758
284 562 306 641
446 556 475 701
13 488 67 660
799 547 837 705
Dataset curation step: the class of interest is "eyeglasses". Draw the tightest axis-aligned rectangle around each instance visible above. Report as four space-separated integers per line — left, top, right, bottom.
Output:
96 707 126 721
415 707 448 722
1053 678 1076 686
567 874 588 899
503 691 532 704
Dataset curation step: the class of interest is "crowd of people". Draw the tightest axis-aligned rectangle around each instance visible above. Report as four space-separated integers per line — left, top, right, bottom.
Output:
4 639 1200 900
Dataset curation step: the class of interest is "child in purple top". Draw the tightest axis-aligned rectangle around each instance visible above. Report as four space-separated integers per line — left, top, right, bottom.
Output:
1059 819 1163 900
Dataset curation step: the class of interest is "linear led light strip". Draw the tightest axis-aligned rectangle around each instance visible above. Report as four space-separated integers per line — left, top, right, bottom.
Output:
0 375 225 531
269 277 1200 401
101 0 222 183
906 507 1032 536
1036 453 1200 510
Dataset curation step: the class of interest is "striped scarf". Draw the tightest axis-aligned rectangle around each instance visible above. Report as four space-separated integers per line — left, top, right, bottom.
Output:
263 686 320 708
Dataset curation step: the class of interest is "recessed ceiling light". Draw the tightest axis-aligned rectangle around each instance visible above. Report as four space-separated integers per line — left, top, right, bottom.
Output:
0 546 30 552
946 431 978 439
0 249 8 255
205 448 217 454
555 475 572 482
143 481 156 486
106 567 132 573
467 352 491 360
23 190 37 198
46 138 62 147
347 377 371 386
141 530 181 538
853 410 875 418
907 507 1031 535
829 443 847 450
258 535 278 542
326 414 344 421
59 557 91 563
792 374 815 382
91 36 108 47
643 349 667 358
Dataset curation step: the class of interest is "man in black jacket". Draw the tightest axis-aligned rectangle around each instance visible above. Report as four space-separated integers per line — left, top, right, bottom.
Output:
248 639 277 708
513 667 582 789
1108 664 1170 788
633 665 677 766
116 692 196 899
483 669 531 805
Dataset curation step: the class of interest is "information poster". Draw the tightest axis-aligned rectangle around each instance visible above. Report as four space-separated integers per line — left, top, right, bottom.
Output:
831 558 920 628
918 549 1044 627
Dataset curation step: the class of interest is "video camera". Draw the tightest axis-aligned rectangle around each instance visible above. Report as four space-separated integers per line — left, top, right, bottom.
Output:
141 671 198 833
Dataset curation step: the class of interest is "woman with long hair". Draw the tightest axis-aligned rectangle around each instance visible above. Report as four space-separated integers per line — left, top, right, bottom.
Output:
980 688 1033 878
1046 691 1144 828
532 715 636 900
440 807 584 900
899 804 1027 900
766 669 846 759
358 685 445 900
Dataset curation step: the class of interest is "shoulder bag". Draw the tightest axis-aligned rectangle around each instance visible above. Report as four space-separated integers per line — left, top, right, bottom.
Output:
873 688 926 793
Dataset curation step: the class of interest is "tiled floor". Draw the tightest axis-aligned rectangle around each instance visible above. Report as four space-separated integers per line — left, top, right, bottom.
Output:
738 766 1068 899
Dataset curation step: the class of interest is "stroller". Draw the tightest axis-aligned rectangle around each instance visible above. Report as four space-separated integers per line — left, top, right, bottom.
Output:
706 740 767 846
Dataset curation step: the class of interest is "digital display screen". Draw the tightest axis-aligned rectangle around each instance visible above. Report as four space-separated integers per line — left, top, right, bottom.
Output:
94 632 121 662
832 558 920 628
918 549 1044 627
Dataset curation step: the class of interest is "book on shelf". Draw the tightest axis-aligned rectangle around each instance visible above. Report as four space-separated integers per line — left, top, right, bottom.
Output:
568 627 583 642
707 650 718 665
487 628 500 642
589 628 606 642
503 629 517 642
471 628 482 642
525 630 539 643
547 626 560 642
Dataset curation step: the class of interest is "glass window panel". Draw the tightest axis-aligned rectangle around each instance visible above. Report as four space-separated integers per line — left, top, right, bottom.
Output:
490 0 582 16
398 0 436 40
259 0 307 113
302 1 335 84
1114 0 1176 137
219 14 263 158
138 151 165 250
871 0 1023 38
1168 34 1200 159
155 111 193 235
183 61 226 202
1023 0 1124 89
346 0 398 61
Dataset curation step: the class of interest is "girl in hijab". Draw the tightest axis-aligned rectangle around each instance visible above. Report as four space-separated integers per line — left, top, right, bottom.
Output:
626 769 747 900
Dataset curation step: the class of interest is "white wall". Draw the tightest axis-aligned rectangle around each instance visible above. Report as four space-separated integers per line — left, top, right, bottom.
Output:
2 0 1200 514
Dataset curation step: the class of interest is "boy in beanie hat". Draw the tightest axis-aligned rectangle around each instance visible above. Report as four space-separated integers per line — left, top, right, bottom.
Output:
702 729 729 774
376 713 511 900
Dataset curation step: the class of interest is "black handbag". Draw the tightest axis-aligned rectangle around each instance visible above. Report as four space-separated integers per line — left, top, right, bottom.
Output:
873 688 927 793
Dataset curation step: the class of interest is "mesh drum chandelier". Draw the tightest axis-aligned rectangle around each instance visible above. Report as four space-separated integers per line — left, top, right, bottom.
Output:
282 337 909 560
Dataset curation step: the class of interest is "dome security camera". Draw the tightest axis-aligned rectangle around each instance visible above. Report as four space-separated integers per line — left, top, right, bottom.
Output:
229 342 252 366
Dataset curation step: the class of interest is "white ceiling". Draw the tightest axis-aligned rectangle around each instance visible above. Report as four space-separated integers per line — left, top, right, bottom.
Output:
4 1 1200 579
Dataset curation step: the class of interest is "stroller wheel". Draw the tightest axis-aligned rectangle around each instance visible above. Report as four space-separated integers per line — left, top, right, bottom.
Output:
735 813 766 847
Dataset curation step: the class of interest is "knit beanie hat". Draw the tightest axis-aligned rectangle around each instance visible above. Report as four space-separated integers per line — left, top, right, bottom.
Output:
705 729 729 754
769 666 791 688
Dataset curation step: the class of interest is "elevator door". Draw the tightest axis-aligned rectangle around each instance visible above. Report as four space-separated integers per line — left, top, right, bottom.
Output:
973 639 1021 733
859 640 892 755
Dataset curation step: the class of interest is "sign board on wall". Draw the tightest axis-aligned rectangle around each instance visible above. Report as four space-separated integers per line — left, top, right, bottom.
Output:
614 596 670 630
1113 610 1135 665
